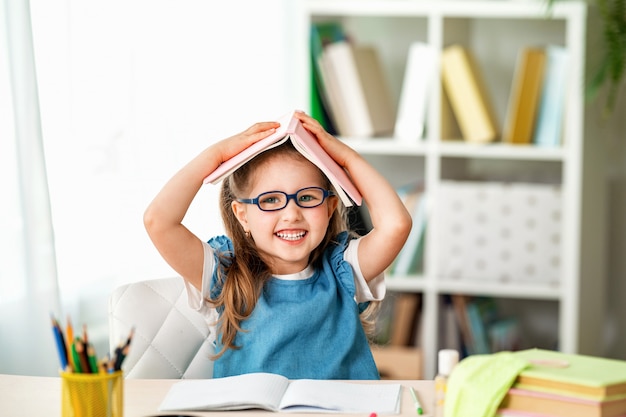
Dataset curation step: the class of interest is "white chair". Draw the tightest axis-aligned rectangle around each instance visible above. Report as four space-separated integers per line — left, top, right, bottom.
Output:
108 277 216 379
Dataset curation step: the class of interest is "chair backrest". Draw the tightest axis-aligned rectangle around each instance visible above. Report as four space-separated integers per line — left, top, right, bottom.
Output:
108 277 216 379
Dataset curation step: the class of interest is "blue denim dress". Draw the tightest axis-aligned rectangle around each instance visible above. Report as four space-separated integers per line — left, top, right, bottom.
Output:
207 231 379 380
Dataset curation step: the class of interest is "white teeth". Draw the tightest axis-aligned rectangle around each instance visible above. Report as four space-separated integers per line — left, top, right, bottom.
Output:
276 232 305 240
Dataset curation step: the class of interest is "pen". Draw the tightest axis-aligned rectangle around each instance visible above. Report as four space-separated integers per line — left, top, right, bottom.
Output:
409 386 423 415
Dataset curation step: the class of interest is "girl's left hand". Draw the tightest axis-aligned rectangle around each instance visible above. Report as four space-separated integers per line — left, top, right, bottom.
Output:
294 111 357 168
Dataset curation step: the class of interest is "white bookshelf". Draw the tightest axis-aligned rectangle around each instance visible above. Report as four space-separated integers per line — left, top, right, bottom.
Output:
294 0 606 378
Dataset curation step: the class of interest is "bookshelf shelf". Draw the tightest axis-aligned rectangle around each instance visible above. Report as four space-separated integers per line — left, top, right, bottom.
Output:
436 280 562 301
296 0 606 378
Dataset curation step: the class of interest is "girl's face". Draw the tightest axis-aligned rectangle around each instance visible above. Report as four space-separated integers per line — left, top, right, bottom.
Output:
231 155 338 275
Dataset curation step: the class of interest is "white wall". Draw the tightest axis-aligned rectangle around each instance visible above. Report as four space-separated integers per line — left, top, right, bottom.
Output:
31 0 299 357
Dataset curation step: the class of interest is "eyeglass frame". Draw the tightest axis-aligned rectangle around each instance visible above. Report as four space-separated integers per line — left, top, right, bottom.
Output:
236 186 336 212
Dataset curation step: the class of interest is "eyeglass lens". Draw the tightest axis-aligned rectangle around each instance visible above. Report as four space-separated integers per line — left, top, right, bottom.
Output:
258 188 327 211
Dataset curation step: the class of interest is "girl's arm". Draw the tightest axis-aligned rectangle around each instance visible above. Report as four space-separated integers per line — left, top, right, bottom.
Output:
296 111 412 282
143 121 279 290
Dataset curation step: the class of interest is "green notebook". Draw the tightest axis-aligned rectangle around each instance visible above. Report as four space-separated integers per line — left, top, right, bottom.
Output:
514 348 626 399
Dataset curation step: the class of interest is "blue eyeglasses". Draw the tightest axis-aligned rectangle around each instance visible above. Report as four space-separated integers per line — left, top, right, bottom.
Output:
237 187 335 212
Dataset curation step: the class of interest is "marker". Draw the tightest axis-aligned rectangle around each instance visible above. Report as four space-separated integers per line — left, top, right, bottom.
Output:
409 386 423 415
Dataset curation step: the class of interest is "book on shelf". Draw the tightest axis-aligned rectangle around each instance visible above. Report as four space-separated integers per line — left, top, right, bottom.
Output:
441 44 499 143
439 295 463 353
451 295 519 356
372 291 422 347
159 372 402 413
533 45 569 148
394 42 437 142
503 47 548 145
203 111 362 207
319 40 373 137
352 45 396 136
317 41 395 137
317 48 351 136
389 292 422 347
450 295 473 356
464 296 498 355
390 182 426 276
370 291 422 380
440 84 463 140
310 21 347 133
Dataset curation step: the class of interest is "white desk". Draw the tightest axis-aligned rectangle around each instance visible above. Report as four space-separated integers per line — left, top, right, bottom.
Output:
0 374 435 417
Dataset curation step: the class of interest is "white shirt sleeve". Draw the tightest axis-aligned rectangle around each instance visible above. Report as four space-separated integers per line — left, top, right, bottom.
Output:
344 237 386 302
184 241 218 316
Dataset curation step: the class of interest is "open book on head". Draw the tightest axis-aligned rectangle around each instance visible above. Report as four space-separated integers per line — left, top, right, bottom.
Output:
203 111 363 207
159 372 402 414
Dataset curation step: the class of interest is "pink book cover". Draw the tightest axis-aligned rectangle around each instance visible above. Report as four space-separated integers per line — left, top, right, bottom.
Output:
203 111 362 207
498 409 626 417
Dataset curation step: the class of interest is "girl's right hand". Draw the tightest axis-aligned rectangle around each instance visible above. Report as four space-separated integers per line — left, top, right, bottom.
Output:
213 121 280 167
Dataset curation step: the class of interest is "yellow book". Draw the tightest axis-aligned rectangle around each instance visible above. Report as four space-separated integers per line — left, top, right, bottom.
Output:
503 47 547 144
441 45 499 143
513 348 626 399
500 387 626 417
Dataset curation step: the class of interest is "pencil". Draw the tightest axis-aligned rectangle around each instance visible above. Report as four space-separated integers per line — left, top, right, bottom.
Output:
73 338 91 374
87 343 99 374
50 315 69 370
66 316 75 370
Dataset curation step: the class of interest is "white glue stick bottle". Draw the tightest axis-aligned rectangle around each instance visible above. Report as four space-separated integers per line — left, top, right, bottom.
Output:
435 349 459 417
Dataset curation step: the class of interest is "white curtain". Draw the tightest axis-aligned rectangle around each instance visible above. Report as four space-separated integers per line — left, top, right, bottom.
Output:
1 0 292 376
0 0 61 376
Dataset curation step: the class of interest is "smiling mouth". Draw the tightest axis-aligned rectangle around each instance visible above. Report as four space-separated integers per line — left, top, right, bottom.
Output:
275 231 306 241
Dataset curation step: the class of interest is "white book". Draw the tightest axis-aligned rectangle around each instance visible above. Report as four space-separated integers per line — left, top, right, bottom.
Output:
159 372 402 414
394 42 437 142
322 41 375 137
317 51 351 137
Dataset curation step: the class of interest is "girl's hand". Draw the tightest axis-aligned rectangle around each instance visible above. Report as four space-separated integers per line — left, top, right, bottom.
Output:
294 111 357 167
214 121 280 167
294 111 412 282
144 119 278 290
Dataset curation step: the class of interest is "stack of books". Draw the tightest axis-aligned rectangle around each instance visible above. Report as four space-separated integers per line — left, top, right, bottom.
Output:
497 349 626 417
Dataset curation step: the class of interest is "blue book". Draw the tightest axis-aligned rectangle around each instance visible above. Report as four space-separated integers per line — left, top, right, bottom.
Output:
533 45 569 148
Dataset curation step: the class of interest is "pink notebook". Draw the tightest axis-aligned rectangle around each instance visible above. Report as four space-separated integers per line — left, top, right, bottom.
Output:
203 111 362 207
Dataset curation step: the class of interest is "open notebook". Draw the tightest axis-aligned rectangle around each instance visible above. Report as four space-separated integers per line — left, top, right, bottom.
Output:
203 111 362 207
159 372 401 414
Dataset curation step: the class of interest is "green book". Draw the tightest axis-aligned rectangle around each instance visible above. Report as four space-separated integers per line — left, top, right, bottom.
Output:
514 348 626 399
310 21 346 134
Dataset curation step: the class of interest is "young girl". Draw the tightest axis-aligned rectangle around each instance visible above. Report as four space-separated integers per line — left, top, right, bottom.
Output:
144 111 412 379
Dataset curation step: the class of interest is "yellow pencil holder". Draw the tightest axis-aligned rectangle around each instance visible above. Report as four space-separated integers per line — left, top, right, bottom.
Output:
60 371 124 417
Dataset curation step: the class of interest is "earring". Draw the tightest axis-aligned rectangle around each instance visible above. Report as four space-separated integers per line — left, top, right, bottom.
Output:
244 230 251 239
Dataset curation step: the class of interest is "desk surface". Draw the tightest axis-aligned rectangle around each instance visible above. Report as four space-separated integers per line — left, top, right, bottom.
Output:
0 374 435 417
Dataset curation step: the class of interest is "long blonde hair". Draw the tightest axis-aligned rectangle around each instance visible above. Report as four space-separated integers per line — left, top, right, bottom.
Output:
211 142 378 358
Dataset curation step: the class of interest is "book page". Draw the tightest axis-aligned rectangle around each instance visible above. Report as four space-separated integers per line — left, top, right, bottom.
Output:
159 372 289 412
279 379 401 414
